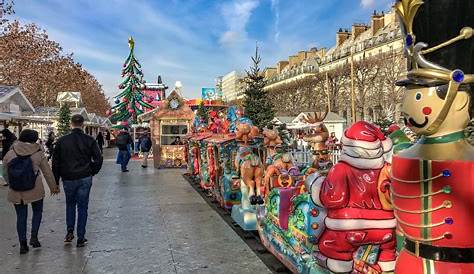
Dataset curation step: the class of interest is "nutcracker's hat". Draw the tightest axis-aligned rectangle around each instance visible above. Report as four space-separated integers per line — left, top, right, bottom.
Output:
395 0 474 132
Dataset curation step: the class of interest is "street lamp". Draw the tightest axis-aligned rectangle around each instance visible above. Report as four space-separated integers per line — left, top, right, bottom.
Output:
350 45 356 123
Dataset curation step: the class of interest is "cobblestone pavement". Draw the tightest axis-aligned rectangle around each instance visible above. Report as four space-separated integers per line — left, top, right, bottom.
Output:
0 149 271 274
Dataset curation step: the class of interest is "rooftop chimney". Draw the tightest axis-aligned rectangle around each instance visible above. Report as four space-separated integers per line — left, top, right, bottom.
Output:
352 24 368 40
277 61 289 74
371 11 385 35
336 28 351 47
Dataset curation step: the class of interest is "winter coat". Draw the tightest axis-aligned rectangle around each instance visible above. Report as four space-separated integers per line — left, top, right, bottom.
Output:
139 136 152 152
96 133 105 146
3 142 57 204
1 128 17 159
52 128 103 182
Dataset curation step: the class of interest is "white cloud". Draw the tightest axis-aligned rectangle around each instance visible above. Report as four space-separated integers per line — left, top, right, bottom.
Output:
360 0 376 8
219 0 259 47
271 0 280 42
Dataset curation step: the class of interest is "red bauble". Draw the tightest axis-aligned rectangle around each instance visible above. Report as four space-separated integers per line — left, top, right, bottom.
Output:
128 108 135 113
132 84 136 90
121 121 129 126
122 98 128 103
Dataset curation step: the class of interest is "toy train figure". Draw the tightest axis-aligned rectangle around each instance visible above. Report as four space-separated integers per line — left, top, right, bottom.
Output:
186 133 212 184
257 121 403 274
230 122 266 231
205 135 241 210
391 1 474 273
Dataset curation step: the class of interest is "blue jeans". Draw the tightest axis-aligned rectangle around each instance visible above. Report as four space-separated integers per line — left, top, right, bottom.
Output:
14 199 43 242
63 177 92 240
118 150 131 171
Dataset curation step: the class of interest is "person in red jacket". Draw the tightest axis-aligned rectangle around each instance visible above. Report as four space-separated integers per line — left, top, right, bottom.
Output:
309 121 396 273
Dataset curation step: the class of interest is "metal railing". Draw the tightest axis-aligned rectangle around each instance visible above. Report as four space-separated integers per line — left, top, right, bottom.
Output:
290 146 341 166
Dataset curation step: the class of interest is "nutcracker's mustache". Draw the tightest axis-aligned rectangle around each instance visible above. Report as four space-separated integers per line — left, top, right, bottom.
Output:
404 116 429 128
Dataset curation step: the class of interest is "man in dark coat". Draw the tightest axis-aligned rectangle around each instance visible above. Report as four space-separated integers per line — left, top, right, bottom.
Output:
52 114 103 247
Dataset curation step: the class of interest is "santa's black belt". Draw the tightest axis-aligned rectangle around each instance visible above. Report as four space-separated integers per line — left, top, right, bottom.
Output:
404 239 474 263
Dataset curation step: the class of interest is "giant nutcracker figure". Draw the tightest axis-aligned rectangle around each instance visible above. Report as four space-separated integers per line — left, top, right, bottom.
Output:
392 0 474 273
309 121 396 273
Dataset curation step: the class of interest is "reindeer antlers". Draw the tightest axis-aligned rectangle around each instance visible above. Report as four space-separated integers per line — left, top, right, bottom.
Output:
301 105 329 124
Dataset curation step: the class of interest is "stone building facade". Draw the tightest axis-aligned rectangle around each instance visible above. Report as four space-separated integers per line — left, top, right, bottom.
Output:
263 9 405 123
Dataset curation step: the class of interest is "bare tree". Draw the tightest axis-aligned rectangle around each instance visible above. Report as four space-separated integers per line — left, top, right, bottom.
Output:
374 49 406 120
352 54 382 120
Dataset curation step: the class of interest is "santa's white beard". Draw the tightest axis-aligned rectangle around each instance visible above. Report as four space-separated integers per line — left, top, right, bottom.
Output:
340 145 385 169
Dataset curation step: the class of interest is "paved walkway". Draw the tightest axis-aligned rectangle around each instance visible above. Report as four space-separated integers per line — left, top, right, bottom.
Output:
0 149 271 274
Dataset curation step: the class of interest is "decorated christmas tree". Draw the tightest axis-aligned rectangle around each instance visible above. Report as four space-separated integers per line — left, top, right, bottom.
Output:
57 104 71 137
196 101 209 125
108 37 153 126
276 123 292 153
375 116 395 134
243 46 274 129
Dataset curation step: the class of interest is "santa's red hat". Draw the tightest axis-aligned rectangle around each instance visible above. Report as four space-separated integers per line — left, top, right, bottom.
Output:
340 121 392 169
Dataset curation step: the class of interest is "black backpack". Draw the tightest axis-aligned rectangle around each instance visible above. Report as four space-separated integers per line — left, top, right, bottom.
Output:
140 138 152 152
116 133 129 150
8 149 40 191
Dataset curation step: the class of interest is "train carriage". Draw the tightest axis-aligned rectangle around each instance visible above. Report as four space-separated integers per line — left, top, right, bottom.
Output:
204 135 241 210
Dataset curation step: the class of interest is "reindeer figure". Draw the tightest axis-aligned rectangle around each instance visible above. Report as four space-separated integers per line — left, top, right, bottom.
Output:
301 106 330 152
301 106 333 172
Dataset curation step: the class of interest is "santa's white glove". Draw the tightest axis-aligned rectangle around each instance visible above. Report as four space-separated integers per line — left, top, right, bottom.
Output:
305 172 326 207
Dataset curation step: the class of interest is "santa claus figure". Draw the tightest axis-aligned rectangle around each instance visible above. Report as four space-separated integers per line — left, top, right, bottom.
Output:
309 121 396 273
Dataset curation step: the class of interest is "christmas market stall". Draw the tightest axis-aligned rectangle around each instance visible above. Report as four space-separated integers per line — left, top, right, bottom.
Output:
148 90 193 168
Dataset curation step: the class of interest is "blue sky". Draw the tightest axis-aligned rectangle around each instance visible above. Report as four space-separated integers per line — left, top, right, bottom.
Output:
12 0 393 99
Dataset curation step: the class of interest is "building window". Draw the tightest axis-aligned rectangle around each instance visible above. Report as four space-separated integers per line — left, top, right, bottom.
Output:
160 124 188 145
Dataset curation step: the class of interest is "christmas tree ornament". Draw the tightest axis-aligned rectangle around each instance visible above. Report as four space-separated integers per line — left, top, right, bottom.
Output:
114 98 120 104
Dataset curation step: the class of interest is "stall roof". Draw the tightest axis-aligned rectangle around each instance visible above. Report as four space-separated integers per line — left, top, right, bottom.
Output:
0 85 35 112
272 116 296 124
292 111 346 124
24 106 91 121
205 134 236 144
186 132 213 141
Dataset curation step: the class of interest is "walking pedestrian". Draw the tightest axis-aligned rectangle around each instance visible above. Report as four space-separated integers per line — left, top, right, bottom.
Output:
139 132 152 168
105 130 111 148
96 132 105 153
1 123 17 159
115 128 133 172
3 129 59 254
52 114 103 248
45 131 55 160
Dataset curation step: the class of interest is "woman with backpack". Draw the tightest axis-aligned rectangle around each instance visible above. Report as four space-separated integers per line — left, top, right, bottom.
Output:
3 129 59 254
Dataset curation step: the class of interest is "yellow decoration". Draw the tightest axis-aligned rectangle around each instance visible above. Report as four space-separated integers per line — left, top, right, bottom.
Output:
395 0 424 35
128 36 135 50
